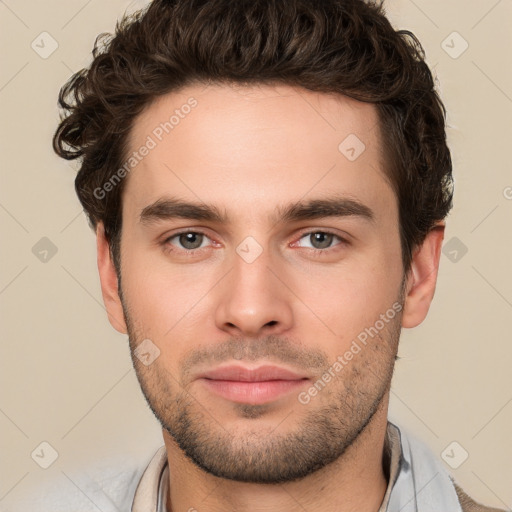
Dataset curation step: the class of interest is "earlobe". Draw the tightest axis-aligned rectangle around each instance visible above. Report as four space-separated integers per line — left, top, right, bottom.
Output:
96 223 128 334
401 223 445 329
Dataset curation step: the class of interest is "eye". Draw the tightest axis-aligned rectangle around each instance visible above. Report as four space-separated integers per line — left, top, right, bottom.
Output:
295 231 346 251
165 231 211 251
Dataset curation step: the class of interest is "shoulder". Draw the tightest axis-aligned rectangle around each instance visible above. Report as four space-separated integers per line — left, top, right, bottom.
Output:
387 422 508 512
453 482 509 512
5 455 146 512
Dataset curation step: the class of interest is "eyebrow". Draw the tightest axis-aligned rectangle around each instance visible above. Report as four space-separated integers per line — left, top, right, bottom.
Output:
139 195 375 226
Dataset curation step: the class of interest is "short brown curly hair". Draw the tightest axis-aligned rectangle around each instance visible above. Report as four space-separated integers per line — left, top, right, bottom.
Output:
53 0 453 274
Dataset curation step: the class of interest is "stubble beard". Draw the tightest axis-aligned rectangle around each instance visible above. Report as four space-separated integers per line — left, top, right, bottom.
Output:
120 284 403 484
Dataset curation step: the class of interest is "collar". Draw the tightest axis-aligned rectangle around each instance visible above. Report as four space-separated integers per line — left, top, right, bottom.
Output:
386 422 463 512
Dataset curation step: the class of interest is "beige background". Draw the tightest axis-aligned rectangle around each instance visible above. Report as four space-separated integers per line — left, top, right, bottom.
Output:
1 0 511 509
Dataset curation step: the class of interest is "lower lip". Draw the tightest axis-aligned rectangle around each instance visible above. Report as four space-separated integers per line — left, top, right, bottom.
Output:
199 378 308 404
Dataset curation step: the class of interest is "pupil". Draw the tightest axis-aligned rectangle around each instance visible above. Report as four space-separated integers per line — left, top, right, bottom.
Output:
312 232 332 249
181 233 202 249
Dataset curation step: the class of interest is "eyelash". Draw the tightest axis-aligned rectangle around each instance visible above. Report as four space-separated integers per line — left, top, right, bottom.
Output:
161 229 348 256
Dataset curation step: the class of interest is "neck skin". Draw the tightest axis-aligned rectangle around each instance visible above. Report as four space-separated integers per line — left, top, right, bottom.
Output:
161 393 391 512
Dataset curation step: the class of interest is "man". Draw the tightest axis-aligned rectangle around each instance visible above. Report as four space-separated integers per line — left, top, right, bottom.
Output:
52 0 506 510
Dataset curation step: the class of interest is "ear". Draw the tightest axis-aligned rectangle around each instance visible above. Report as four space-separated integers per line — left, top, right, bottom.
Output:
401 223 445 328
96 223 128 334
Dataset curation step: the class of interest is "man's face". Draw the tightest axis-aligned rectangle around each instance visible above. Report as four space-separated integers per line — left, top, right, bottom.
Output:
114 83 405 482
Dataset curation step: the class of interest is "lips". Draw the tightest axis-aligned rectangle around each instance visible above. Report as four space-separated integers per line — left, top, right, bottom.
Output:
198 365 307 382
196 365 309 405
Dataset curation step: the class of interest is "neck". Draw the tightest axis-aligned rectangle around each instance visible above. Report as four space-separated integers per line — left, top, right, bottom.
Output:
162 398 390 512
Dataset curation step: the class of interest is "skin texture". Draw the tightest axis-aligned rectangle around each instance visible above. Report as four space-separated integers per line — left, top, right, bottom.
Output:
97 83 445 512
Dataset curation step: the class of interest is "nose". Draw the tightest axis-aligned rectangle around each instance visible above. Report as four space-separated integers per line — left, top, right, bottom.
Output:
213 244 294 338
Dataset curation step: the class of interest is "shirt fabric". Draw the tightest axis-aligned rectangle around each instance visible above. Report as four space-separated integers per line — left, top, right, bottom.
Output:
13 421 504 511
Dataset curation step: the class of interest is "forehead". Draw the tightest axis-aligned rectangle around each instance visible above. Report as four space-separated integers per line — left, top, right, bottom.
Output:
124 83 394 224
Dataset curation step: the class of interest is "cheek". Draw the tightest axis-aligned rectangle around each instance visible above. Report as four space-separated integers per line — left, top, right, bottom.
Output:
288 254 402 353
120 250 214 340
